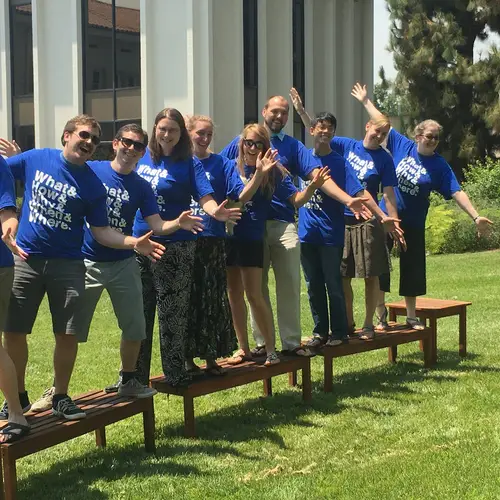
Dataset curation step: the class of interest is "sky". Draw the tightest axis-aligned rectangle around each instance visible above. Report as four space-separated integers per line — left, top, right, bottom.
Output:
373 0 500 82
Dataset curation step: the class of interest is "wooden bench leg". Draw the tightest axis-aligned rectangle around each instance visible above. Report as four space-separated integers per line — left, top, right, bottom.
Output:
288 370 298 387
1 451 16 500
388 308 397 323
388 345 397 364
459 307 467 358
429 317 438 364
324 354 333 393
302 360 312 402
95 427 106 448
423 335 433 368
418 317 427 351
0 452 4 500
143 398 156 452
184 395 196 438
263 377 272 397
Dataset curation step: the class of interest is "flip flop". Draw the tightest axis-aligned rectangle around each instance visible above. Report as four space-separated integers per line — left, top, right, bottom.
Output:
282 346 315 358
226 350 252 365
0 422 30 444
205 365 226 376
406 317 425 330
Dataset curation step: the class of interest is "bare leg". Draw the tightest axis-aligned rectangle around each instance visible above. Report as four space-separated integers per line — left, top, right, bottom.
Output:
4 333 28 392
375 288 386 320
405 296 417 319
342 277 354 331
120 339 141 373
53 334 78 395
226 267 251 355
363 277 379 328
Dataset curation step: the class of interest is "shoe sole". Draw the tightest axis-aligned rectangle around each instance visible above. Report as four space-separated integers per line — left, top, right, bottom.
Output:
31 404 53 413
118 390 158 399
51 410 86 420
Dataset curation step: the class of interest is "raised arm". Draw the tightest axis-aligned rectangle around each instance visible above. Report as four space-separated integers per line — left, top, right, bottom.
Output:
289 166 330 208
238 150 278 204
351 83 386 123
452 191 493 237
290 88 312 129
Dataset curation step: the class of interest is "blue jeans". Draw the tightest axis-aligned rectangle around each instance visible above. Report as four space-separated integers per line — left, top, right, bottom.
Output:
300 243 348 340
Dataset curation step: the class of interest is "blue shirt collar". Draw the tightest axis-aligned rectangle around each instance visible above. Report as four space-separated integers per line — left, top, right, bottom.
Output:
271 132 285 141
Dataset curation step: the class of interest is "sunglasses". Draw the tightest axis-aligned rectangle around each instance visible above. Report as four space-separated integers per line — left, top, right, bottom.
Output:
243 139 265 150
76 130 101 146
422 134 439 141
119 137 147 152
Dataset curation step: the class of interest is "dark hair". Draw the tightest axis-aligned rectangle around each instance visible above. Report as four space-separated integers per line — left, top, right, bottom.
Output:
311 112 337 131
115 123 148 145
61 114 101 146
149 108 192 164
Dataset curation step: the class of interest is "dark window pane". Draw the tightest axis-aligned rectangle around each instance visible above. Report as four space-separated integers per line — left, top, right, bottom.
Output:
293 0 305 142
243 0 258 125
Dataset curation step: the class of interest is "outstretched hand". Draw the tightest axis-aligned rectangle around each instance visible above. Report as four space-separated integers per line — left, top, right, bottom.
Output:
0 138 21 158
380 216 403 236
351 83 368 104
212 199 242 223
134 231 165 262
178 210 204 234
475 216 493 237
310 166 331 189
1 227 28 261
347 197 372 220
289 87 305 115
256 149 279 174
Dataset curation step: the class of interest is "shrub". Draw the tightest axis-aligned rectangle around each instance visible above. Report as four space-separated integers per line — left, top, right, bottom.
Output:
462 157 500 206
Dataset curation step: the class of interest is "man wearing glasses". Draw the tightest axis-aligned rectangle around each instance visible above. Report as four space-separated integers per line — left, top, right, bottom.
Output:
0 116 164 421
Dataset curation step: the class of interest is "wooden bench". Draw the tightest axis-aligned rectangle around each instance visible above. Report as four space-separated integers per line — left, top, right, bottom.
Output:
316 323 433 393
151 354 312 438
387 298 472 364
0 390 155 500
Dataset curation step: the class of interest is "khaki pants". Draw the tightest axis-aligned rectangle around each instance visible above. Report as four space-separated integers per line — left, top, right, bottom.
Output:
251 220 301 351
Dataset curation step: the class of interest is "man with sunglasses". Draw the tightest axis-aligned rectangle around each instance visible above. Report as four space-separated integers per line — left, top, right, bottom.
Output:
0 115 165 421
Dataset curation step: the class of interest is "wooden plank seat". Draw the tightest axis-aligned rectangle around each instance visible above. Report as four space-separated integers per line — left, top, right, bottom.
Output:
151 354 312 438
0 390 155 500
316 323 434 393
387 298 472 364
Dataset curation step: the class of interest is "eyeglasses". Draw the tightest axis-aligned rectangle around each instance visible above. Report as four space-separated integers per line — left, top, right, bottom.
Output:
76 130 101 146
243 139 265 150
119 137 147 152
422 134 439 141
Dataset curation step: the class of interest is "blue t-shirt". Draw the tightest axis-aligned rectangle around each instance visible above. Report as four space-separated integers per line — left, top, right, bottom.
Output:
298 150 364 246
133 150 214 243
82 161 159 262
331 137 397 216
232 165 298 241
0 157 17 268
380 129 461 227
190 154 245 238
220 134 319 222
7 149 108 259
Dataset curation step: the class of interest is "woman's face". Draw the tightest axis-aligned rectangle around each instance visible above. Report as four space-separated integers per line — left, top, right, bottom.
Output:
242 131 266 166
190 121 213 155
416 124 440 155
155 117 181 155
364 121 390 149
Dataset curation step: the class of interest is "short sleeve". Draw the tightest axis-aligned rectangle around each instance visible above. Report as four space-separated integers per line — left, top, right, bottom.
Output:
223 158 245 200
139 179 160 218
435 162 461 200
344 160 364 196
386 128 414 156
191 158 215 201
331 136 357 157
0 158 16 211
5 149 34 182
379 152 398 188
275 174 298 202
218 136 240 160
296 141 320 180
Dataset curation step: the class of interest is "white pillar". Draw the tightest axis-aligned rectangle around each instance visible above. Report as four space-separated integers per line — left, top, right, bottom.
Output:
257 0 294 135
32 0 83 148
140 0 244 150
0 0 12 140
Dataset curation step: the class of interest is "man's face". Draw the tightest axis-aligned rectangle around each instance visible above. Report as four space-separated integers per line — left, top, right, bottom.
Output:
63 124 100 164
113 131 147 166
262 98 289 133
310 120 335 144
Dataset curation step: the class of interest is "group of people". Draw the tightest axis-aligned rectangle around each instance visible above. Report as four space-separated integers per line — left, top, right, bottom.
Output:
0 83 492 444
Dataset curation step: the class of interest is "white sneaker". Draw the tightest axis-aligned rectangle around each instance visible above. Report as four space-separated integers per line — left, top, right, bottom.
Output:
118 378 157 399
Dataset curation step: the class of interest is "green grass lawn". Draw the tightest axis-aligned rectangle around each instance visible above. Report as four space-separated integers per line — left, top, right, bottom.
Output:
12 250 500 499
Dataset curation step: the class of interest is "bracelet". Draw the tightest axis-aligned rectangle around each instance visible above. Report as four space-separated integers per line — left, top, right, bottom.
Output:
473 215 480 222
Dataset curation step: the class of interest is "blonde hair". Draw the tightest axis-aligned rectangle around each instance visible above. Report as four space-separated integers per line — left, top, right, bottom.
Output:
369 115 391 128
414 119 443 137
237 124 287 199
185 114 214 131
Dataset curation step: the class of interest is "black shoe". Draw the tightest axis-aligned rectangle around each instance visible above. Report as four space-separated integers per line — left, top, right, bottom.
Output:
52 396 86 420
104 377 121 394
325 336 349 347
0 392 31 419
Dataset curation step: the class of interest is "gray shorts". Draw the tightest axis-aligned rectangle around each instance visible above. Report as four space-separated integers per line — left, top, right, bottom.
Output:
0 267 14 331
74 257 146 343
6 256 85 335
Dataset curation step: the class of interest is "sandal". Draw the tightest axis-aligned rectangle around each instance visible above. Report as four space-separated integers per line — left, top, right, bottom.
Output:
375 307 389 331
250 346 267 357
185 364 204 377
325 337 348 347
264 352 280 366
406 317 425 330
359 326 375 340
306 336 327 348
226 350 252 365
205 364 226 377
282 346 315 358
0 422 30 444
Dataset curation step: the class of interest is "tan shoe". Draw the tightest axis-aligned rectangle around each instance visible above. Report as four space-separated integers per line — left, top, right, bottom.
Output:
31 387 55 412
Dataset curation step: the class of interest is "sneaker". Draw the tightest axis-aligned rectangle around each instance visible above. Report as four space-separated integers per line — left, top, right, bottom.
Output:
104 378 121 394
0 392 31 419
52 396 86 420
31 387 55 413
118 378 157 399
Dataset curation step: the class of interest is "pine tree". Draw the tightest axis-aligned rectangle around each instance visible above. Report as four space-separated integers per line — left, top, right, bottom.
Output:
386 0 500 178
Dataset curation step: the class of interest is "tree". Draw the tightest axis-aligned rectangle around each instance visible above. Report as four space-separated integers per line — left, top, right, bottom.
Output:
386 0 500 179
373 66 410 118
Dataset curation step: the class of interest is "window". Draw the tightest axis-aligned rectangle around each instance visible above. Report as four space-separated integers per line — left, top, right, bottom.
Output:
9 0 34 150
82 0 141 154
243 0 259 125
292 0 305 142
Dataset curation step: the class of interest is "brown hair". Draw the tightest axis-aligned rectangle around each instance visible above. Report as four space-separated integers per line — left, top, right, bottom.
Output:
149 108 192 164
414 119 443 138
185 114 214 131
236 123 287 199
60 114 101 146
114 123 148 145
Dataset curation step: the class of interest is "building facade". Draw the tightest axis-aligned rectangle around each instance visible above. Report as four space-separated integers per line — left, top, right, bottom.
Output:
0 0 373 152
